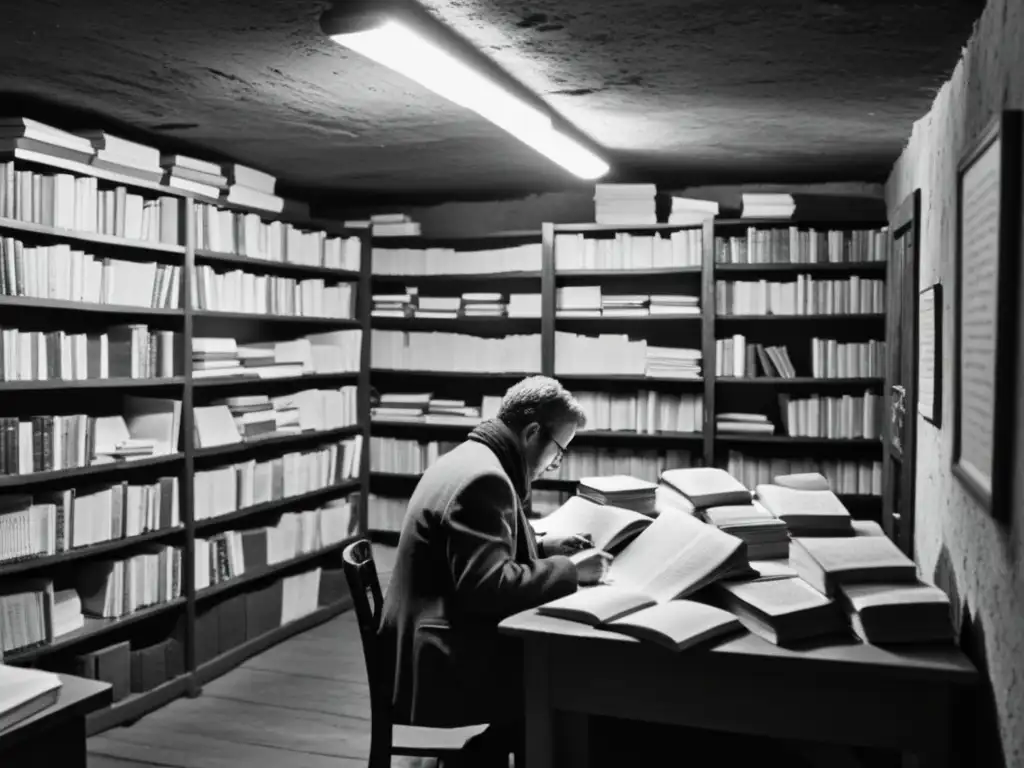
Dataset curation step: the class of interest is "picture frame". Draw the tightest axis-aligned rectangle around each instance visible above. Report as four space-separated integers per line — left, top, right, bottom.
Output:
952 110 1022 520
918 283 942 426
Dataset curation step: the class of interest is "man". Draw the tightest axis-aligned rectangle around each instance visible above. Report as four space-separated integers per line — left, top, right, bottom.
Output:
379 376 609 766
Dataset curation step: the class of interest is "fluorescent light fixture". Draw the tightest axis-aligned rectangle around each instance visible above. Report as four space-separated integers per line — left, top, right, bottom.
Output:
324 16 610 180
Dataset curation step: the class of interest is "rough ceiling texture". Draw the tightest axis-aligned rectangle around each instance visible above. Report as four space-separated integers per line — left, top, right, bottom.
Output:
0 0 982 203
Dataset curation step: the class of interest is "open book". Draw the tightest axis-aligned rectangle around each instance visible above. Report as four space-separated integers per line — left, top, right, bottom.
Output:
0 665 62 733
539 509 750 624
530 496 653 552
661 467 752 509
603 600 741 651
756 483 853 536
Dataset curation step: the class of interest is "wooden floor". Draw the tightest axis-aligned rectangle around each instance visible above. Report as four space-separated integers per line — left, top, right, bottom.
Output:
87 546 402 768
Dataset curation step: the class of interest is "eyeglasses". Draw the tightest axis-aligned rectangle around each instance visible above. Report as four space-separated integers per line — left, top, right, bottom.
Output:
542 427 568 472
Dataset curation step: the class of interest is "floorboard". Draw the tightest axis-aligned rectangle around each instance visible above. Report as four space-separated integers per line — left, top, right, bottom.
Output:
86 545 396 768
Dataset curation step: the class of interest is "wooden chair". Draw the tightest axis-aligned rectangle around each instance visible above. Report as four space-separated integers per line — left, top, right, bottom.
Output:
342 539 488 768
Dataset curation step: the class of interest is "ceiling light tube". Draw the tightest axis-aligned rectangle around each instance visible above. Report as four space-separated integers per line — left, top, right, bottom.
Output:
321 7 610 180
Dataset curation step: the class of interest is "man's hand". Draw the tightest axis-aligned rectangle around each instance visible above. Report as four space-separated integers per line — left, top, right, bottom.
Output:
541 533 594 556
570 548 613 586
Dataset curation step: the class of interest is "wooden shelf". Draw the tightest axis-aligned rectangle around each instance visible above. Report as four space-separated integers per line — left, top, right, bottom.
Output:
556 267 702 278
371 230 541 248
555 314 701 323
371 368 534 379
0 527 185 577
4 597 187 664
0 296 184 318
0 453 184 490
556 373 703 384
576 430 703 445
193 597 352 686
192 425 361 461
192 372 358 389
2 147 189 197
193 480 360 533
715 435 882 447
716 377 884 386
0 377 185 392
714 262 886 275
195 539 354 603
713 217 887 229
191 310 360 327
371 316 540 333
552 223 700 234
85 674 191 737
0 217 186 255
373 270 541 283
194 249 360 280
716 313 886 322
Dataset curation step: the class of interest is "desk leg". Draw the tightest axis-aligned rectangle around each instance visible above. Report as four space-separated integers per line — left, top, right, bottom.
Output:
904 749 951 768
47 715 88 768
554 711 589 768
523 639 554 768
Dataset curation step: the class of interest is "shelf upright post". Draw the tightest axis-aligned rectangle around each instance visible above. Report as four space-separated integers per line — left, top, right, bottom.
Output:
701 217 717 468
541 223 556 377
357 230 373 535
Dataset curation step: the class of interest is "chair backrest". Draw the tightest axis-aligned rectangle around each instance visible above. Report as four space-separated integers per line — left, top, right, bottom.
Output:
342 539 392 725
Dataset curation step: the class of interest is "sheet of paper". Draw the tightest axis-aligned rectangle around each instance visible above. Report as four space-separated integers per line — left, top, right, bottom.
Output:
918 287 937 421
958 135 1001 497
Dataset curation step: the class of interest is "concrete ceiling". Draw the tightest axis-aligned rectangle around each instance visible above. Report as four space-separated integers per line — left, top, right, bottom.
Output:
0 0 981 204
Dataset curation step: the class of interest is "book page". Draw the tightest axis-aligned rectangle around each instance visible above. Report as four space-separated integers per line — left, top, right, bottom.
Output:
722 577 831 617
605 600 740 649
538 585 655 625
755 485 850 520
957 135 1001 497
532 496 651 551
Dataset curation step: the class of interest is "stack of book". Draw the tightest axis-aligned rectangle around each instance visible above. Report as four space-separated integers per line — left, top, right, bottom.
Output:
370 213 421 237
461 292 505 317
371 393 484 426
659 467 752 511
0 117 95 163
716 412 775 435
221 163 284 214
160 154 227 199
577 475 658 516
594 183 657 225
741 193 795 219
216 395 278 440
556 286 602 317
699 502 790 560
649 294 700 316
601 294 648 317
508 294 542 318
372 293 414 317
414 296 460 319
193 337 243 379
715 575 846 645
645 346 702 380
755 473 854 536
78 130 163 182
666 196 719 225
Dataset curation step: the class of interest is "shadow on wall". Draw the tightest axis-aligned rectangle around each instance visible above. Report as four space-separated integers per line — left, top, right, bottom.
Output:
932 545 1006 767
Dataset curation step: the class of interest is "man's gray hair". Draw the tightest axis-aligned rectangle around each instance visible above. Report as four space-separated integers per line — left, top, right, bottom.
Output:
497 376 587 433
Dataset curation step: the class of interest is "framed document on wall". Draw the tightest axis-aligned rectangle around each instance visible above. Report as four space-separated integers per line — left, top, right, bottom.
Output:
953 110 1022 521
918 284 942 426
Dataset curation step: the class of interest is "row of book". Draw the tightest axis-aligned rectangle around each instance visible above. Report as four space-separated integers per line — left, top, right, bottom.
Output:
0 477 180 566
193 388 360 447
371 330 541 373
533 468 949 649
371 291 541 319
372 392 487 426
194 202 362 269
725 451 881 497
194 440 362 521
572 390 704 434
192 330 361 379
554 230 704 270
716 391 883 440
557 286 700 317
370 437 457 475
0 238 181 307
194 499 355 590
715 335 886 379
716 277 885 316
713 227 890 265
191 265 354 319
555 332 702 379
0 324 178 382
0 164 181 245
372 243 542 276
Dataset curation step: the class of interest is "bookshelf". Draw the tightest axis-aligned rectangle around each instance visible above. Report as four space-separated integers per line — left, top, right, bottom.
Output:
366 216 890 532
0 146 372 734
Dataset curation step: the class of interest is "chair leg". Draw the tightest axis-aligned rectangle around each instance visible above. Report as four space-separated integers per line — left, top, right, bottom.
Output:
368 722 392 768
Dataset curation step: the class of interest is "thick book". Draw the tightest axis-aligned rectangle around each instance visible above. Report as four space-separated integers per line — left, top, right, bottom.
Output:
839 581 953 644
0 666 62 733
790 536 918 597
540 510 750 624
755 483 853 536
701 502 790 560
772 472 831 491
578 475 658 516
661 467 752 509
531 496 653 552
717 576 846 645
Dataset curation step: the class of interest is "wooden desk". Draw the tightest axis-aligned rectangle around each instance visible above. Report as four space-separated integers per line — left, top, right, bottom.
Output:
500 609 978 768
0 673 112 767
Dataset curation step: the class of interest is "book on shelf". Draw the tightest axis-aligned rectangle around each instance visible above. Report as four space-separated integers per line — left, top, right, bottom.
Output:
740 193 795 219
577 475 657 516
778 391 882 440
554 230 703 270
554 331 702 379
716 276 885 316
714 225 889 265
726 452 882 498
372 242 542 276
370 213 420 237
716 575 846 646
716 412 775 435
371 329 541 373
839 581 953 644
593 183 656 225
755 481 853 536
790 535 918 597
0 664 62 732
76 544 183 619
660 467 752 509
537 508 751 625
530 495 653 552
191 265 354 318
667 196 719 225
77 130 163 181
220 163 283 214
573 390 703 434
715 335 797 378
161 154 226 199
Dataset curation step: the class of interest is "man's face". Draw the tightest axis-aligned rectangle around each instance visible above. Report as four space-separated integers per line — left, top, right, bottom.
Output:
525 419 577 480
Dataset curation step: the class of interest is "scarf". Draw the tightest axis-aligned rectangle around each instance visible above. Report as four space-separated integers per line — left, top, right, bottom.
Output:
467 418 529 502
